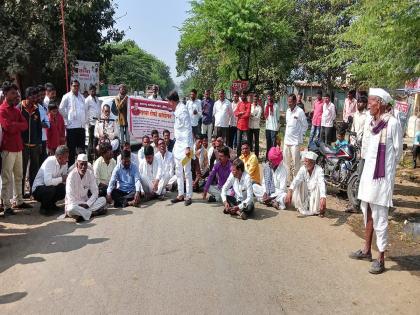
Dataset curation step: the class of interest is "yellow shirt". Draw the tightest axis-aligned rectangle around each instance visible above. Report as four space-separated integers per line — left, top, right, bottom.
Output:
240 153 260 184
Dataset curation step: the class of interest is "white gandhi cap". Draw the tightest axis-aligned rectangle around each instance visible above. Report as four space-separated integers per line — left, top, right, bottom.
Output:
369 88 393 105
77 154 88 162
304 151 318 161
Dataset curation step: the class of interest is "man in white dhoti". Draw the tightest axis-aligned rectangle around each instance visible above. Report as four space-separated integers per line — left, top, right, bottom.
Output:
154 138 177 194
65 154 107 222
138 145 162 200
284 151 326 217
253 146 287 210
168 91 194 206
349 88 403 275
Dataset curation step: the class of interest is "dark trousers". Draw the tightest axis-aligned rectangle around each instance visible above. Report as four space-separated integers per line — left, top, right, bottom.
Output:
229 126 237 148
226 195 254 214
236 129 249 156
265 129 277 158
67 128 86 167
321 126 333 145
88 125 96 161
33 183 65 211
111 188 135 207
22 144 42 195
98 184 108 197
249 128 260 158
413 145 420 166
41 140 47 163
214 126 229 144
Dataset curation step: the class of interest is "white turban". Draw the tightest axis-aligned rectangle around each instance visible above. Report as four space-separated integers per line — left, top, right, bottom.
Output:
304 151 318 161
369 88 393 105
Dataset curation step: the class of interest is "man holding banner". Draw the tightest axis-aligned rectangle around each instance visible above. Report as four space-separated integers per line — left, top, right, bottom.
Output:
168 91 194 206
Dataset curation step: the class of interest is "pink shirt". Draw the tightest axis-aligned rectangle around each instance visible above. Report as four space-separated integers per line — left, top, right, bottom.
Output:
343 98 357 122
311 99 324 126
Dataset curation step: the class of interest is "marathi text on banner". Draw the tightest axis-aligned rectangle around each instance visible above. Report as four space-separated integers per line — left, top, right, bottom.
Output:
395 100 411 132
71 60 100 94
128 97 174 141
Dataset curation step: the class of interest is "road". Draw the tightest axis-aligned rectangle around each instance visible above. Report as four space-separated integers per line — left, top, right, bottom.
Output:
1 195 419 314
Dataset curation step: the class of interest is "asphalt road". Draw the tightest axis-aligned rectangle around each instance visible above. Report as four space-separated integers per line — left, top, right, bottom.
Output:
1 195 419 314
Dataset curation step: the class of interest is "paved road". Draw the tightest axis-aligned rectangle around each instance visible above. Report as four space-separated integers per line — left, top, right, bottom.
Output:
1 195 419 314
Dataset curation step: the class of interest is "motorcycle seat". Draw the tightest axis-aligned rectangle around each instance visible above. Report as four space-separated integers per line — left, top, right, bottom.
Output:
319 142 336 155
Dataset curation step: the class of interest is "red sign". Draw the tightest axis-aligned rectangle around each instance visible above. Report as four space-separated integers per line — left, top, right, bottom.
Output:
231 80 249 93
405 78 420 89
395 101 410 114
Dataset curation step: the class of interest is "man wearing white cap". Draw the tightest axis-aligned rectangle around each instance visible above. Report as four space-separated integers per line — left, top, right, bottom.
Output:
65 153 107 222
285 151 326 216
349 88 402 275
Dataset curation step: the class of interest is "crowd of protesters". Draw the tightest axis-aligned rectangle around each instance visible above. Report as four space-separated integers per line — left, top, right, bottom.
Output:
0 79 414 275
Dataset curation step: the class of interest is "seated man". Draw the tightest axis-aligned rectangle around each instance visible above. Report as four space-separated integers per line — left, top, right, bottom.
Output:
94 104 120 153
65 154 107 222
239 141 260 184
138 135 152 161
150 129 160 154
253 146 287 210
117 141 138 166
138 145 162 200
107 149 141 208
221 158 254 220
202 146 232 203
32 145 69 215
194 134 209 179
207 135 217 163
93 142 116 197
163 129 175 153
284 151 327 217
154 138 177 193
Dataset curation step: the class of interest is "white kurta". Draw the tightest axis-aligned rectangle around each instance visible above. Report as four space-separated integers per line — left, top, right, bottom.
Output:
186 99 202 127
358 116 403 207
65 168 106 220
173 102 193 160
289 164 326 215
221 172 254 210
138 158 161 194
155 150 176 194
253 163 288 209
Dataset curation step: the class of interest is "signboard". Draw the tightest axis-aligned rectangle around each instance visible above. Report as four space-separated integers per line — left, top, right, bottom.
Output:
231 80 249 93
71 60 100 94
128 97 174 141
395 100 411 132
405 78 420 89
107 84 120 96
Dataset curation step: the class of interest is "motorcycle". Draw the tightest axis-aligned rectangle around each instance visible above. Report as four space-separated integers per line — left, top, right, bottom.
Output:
308 132 361 204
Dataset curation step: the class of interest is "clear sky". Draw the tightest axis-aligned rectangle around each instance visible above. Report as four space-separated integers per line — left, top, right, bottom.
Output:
114 0 190 85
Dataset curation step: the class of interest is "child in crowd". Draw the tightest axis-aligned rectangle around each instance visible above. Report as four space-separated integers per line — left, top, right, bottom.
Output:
334 130 349 150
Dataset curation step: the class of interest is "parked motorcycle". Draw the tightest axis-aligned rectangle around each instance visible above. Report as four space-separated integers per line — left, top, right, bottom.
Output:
308 132 361 204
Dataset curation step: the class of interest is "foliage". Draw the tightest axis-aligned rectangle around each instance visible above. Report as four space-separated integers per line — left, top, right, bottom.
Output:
0 0 123 94
338 0 420 88
176 0 297 94
102 40 175 96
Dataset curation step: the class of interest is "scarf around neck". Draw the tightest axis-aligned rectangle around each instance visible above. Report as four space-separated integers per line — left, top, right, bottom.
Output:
264 102 274 119
370 113 391 180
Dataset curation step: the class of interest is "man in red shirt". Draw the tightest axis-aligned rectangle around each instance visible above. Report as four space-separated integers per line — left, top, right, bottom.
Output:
0 83 30 215
234 90 251 157
309 90 324 146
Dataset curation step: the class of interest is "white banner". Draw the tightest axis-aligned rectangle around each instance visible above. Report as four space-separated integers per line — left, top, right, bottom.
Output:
71 60 100 94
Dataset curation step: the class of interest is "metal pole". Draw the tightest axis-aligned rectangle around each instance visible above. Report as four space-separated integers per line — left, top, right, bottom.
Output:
60 0 69 92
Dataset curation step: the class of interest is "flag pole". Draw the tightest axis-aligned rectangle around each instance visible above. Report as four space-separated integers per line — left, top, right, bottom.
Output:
60 0 69 92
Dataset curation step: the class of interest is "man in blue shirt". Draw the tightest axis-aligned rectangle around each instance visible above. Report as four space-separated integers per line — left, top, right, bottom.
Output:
106 149 141 207
413 130 420 169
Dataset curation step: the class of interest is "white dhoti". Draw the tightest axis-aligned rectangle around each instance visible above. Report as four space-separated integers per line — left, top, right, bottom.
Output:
292 180 320 216
66 197 107 221
252 183 287 209
140 177 155 195
157 174 177 195
174 158 192 198
208 185 222 202
360 201 389 252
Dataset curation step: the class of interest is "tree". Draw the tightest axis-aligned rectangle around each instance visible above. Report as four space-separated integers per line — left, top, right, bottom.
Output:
0 0 123 94
338 0 420 88
176 0 297 93
102 40 175 96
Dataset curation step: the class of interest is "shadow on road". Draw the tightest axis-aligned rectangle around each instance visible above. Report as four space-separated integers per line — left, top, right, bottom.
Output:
325 208 352 226
0 292 28 304
252 207 279 220
388 255 420 276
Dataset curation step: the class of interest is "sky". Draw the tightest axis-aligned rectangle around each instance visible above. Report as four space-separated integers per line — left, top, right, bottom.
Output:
114 0 191 85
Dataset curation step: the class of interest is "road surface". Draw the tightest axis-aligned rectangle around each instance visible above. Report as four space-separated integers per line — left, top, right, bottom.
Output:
1 195 419 314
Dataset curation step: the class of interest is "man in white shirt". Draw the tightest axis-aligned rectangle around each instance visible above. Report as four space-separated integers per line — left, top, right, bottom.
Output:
186 89 202 138
32 145 69 215
169 91 194 206
86 84 102 160
59 79 88 167
138 135 152 161
350 96 368 145
343 90 357 124
253 146 287 210
44 83 57 107
213 89 232 144
150 129 160 154
148 85 162 100
93 142 116 197
285 151 326 217
320 94 336 145
264 91 280 157
138 145 162 200
284 93 308 184
350 88 402 275
249 94 262 158
94 104 120 152
229 91 240 149
221 158 254 220
154 138 177 194
65 154 107 222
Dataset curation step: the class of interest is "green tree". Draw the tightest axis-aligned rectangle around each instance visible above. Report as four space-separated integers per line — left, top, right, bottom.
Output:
102 40 175 96
0 0 123 94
